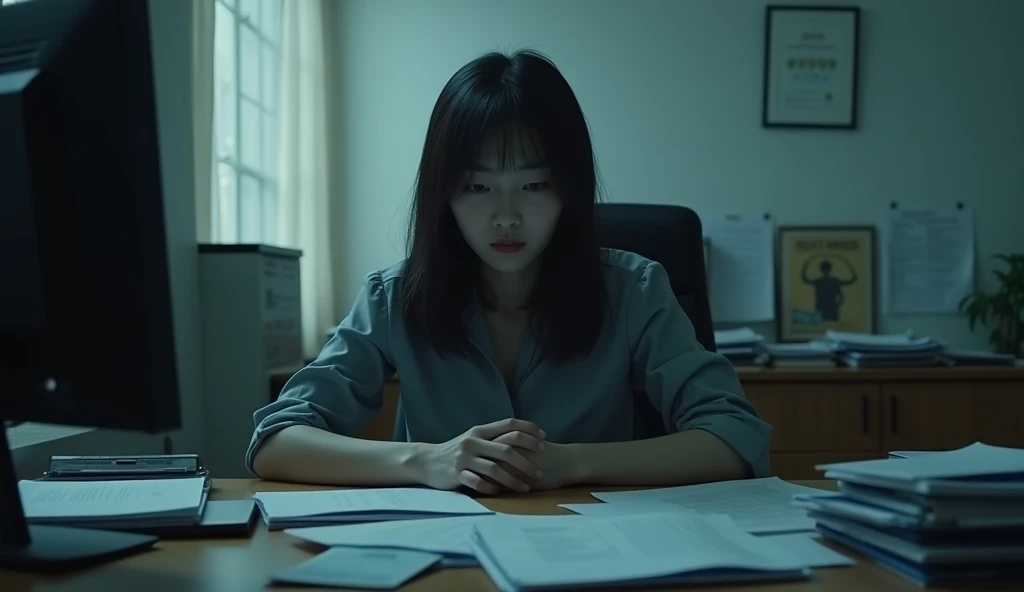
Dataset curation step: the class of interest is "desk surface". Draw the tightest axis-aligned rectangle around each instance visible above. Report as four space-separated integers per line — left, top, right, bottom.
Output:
0 479 998 592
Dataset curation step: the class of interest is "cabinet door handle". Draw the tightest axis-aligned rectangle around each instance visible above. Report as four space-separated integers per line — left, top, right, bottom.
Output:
889 396 898 434
861 395 869 434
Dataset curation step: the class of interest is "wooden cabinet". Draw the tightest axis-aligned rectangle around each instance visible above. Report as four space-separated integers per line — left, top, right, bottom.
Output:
740 367 1024 479
977 384 1024 447
744 384 880 452
880 383 978 451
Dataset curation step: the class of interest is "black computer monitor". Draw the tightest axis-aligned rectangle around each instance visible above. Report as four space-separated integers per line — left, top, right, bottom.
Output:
0 0 182 571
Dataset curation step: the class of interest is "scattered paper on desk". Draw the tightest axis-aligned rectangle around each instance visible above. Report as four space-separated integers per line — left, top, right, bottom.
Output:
253 487 492 528
472 512 809 591
272 547 442 590
591 477 822 534
884 206 974 314
18 477 207 522
703 214 775 322
560 500 700 518
558 503 853 567
286 514 490 560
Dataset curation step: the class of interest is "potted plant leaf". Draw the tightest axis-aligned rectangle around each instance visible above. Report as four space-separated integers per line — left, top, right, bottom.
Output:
958 254 1024 357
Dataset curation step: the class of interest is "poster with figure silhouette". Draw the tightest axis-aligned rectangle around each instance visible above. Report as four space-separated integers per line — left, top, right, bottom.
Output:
777 226 875 341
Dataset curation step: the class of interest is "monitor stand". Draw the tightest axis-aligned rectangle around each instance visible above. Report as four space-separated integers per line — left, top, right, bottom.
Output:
0 419 158 572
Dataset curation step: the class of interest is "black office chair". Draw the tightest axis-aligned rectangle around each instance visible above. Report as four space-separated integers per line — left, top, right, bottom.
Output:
391 203 715 442
594 203 716 439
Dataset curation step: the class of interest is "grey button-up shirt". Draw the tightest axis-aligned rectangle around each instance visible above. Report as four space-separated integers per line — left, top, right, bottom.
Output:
246 249 772 477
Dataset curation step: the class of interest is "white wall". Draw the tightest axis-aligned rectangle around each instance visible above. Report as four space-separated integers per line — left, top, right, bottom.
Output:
13 0 207 476
330 0 1024 349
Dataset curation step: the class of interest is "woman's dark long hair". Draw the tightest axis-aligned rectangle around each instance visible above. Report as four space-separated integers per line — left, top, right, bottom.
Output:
400 49 606 363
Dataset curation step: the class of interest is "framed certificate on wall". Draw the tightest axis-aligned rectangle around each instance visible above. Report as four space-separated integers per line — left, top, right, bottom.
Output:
762 5 861 129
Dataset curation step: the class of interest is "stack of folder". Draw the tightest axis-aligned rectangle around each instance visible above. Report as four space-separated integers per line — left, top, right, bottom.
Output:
793 442 1024 587
816 330 945 368
761 341 836 368
713 328 769 367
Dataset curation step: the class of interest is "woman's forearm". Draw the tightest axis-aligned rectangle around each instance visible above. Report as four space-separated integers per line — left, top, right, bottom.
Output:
251 425 428 486
569 429 751 486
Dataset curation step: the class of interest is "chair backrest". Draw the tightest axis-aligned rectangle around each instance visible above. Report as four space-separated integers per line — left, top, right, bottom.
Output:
594 203 716 440
392 203 714 442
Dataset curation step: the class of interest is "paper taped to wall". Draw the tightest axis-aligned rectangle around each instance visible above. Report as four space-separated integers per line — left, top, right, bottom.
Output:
884 206 975 314
703 215 775 322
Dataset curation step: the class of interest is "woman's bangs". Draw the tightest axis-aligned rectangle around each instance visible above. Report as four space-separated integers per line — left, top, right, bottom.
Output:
447 92 547 174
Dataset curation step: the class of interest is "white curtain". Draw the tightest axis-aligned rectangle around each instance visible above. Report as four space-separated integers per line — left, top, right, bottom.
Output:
278 0 336 360
192 0 215 244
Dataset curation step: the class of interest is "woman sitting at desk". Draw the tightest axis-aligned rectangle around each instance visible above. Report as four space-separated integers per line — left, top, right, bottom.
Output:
247 50 771 494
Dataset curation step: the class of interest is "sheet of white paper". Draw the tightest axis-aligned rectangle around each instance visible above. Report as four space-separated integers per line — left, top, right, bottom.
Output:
286 514 490 557
272 547 442 590
592 477 823 534
884 206 974 314
703 215 775 322
819 441 1024 481
472 512 808 590
18 477 206 519
253 488 492 520
557 507 852 567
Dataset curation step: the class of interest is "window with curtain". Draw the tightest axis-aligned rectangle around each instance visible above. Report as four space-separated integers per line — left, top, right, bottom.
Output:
213 0 283 244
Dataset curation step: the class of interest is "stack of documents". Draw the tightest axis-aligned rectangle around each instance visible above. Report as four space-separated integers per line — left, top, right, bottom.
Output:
471 512 811 590
253 487 493 529
18 476 209 530
762 341 836 368
714 327 769 366
816 330 944 368
795 442 1024 587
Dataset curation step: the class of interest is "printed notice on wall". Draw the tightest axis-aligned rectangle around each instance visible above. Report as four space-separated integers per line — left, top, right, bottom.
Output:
703 215 775 322
884 206 975 314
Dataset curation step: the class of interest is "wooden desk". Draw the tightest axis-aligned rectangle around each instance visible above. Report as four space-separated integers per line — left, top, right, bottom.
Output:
0 479 1011 592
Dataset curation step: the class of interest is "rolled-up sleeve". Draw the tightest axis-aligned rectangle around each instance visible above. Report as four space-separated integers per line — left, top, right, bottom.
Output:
627 261 772 477
244 272 396 475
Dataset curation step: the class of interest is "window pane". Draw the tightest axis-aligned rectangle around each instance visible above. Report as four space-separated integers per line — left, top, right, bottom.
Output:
240 174 262 243
239 0 259 29
213 2 236 159
240 24 260 101
217 163 238 243
262 43 279 113
263 112 277 177
261 0 281 43
240 98 261 169
263 181 278 245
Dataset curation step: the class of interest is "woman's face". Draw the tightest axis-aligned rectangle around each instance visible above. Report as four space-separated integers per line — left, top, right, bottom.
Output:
449 133 562 275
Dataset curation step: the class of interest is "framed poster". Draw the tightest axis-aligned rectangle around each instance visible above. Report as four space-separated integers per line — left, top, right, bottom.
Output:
776 226 876 341
762 5 860 128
